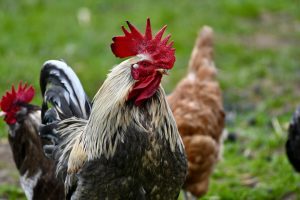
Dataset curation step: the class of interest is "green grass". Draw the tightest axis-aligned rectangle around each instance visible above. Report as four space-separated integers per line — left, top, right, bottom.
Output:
0 0 300 199
0 184 25 200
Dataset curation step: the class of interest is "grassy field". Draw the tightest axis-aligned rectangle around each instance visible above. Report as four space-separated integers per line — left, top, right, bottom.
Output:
0 0 300 199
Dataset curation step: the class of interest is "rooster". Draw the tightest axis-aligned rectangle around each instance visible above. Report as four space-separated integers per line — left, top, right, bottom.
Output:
286 106 300 172
40 18 187 199
0 82 65 200
167 26 225 199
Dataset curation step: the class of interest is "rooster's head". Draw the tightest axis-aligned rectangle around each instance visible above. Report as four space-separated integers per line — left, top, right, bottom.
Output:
111 18 175 106
0 82 35 125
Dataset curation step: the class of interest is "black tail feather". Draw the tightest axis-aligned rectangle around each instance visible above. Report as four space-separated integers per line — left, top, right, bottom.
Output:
39 60 91 157
40 60 91 123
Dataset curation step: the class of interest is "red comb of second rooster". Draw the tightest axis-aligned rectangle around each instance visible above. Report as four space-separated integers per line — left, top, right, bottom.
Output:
0 82 35 124
111 18 175 69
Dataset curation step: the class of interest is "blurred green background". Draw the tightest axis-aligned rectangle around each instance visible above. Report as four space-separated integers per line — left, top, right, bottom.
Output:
0 0 300 199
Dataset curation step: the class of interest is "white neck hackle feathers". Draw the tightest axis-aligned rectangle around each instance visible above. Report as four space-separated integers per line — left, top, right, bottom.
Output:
61 56 184 173
82 58 135 159
82 56 183 159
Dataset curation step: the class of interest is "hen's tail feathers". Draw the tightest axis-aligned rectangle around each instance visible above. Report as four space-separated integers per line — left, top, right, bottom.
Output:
188 26 217 81
40 60 91 122
286 106 300 172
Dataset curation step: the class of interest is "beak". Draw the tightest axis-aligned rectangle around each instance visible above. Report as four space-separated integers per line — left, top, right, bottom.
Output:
156 69 169 75
0 111 5 117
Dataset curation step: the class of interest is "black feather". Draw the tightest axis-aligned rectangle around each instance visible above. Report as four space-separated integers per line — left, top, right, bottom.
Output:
286 106 300 172
40 60 91 121
39 60 91 156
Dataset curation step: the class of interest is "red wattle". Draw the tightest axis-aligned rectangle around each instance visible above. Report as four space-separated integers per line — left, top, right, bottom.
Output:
128 73 162 106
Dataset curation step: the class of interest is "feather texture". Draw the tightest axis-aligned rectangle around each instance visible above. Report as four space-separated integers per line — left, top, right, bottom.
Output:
39 60 91 174
40 60 91 121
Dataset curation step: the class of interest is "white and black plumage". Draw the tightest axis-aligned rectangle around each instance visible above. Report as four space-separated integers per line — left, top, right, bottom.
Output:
286 106 300 172
0 83 65 200
39 60 91 165
40 60 91 121
40 19 187 200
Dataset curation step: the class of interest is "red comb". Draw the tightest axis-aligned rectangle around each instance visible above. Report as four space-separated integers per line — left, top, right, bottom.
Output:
0 82 35 113
111 18 175 69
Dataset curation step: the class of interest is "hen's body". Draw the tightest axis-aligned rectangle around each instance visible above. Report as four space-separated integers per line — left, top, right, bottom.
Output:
167 26 225 198
6 105 65 200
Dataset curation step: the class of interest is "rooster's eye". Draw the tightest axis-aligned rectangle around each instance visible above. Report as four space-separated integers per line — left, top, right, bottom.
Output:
132 64 139 69
139 61 151 67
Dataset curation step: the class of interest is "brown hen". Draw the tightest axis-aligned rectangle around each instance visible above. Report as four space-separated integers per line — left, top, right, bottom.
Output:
167 26 225 199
